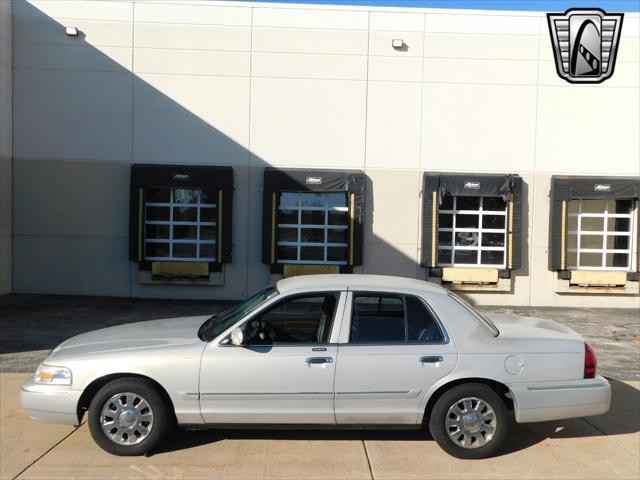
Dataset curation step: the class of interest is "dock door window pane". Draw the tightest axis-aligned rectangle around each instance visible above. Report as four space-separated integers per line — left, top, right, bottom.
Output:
438 196 508 268
144 188 217 262
277 192 348 264
566 199 635 270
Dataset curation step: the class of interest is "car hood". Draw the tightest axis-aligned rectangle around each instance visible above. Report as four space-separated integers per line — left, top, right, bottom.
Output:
48 315 210 360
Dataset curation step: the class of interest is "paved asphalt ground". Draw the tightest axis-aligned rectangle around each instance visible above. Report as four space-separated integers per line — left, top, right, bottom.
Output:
0 294 638 479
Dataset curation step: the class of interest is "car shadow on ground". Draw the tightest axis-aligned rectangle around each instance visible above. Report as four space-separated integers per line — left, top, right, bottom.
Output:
150 378 638 457
499 378 638 455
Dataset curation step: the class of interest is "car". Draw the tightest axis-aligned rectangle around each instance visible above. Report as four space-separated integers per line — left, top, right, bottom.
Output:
21 274 610 459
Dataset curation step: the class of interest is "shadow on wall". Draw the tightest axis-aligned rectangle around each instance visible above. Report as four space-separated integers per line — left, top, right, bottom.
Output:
12 0 529 302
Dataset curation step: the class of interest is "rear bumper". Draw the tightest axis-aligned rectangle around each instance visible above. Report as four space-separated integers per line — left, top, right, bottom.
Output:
21 378 82 426
508 376 610 423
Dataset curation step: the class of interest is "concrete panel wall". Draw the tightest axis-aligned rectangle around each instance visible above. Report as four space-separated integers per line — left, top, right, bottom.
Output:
0 0 11 295
10 0 640 307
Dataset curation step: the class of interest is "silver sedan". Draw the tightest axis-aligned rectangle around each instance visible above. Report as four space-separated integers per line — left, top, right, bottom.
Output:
21 274 610 459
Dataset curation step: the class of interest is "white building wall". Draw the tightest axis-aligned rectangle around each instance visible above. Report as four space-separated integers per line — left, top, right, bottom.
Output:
0 0 11 295
10 0 640 307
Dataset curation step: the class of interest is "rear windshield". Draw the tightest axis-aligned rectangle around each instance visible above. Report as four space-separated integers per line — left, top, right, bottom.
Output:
448 293 500 337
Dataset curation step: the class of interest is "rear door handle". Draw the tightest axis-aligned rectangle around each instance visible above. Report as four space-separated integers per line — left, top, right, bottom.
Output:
306 357 334 364
420 356 443 364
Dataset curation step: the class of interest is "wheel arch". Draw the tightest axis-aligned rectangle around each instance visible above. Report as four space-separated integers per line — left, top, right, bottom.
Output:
421 377 514 424
76 373 177 424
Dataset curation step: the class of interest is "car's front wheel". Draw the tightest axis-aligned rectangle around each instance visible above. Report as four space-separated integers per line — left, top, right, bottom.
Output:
88 378 171 456
428 383 509 459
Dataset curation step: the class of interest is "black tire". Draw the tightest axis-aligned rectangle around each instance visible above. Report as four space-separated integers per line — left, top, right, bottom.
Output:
428 383 509 459
88 378 171 456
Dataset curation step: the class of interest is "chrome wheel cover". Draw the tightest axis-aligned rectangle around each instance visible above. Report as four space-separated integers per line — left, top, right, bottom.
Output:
100 392 154 445
445 396 497 449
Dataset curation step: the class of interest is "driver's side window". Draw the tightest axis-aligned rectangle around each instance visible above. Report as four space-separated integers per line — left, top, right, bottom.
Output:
244 294 338 345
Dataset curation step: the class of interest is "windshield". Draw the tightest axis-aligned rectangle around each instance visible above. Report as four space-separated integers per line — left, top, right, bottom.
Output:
448 292 500 337
198 287 278 342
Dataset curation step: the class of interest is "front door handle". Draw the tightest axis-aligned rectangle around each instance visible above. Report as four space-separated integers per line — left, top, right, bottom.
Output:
420 355 443 364
305 357 334 364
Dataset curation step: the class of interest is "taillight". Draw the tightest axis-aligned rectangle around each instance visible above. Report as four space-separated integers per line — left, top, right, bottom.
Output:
584 342 597 379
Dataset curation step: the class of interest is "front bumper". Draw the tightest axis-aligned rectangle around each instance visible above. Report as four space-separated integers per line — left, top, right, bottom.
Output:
508 375 611 423
21 378 82 426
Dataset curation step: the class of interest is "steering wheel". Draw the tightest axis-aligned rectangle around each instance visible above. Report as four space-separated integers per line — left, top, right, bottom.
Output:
258 317 276 343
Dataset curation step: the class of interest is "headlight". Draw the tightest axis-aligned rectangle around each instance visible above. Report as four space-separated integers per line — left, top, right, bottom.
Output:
34 365 72 385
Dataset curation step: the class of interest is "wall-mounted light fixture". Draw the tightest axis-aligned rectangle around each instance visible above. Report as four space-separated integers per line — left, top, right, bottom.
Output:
65 27 79 37
391 39 405 50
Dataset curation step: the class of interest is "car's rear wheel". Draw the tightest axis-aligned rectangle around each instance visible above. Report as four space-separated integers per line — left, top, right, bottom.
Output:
88 378 170 456
428 383 508 459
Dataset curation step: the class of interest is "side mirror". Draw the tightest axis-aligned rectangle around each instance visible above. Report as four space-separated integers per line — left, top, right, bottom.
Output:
230 327 244 346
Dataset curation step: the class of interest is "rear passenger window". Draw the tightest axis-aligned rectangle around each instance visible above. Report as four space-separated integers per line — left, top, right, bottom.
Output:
351 296 404 343
406 296 443 343
350 294 444 344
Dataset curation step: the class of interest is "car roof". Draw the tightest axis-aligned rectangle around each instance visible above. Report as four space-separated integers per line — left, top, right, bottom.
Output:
276 274 447 296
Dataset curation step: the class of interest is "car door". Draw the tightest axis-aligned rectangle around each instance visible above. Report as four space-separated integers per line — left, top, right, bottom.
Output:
334 291 457 424
199 291 346 424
